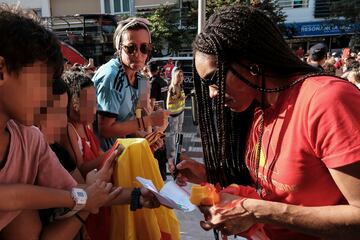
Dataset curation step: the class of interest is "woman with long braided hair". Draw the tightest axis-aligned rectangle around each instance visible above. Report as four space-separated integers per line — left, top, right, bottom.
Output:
175 4 360 239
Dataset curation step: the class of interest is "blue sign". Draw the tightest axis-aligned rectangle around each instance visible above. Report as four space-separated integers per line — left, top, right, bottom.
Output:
285 20 359 38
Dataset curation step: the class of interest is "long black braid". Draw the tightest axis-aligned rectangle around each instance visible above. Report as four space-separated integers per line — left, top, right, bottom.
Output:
193 4 320 187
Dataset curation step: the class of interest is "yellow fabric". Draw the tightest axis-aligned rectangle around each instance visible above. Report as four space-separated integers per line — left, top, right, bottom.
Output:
110 138 180 240
167 89 185 115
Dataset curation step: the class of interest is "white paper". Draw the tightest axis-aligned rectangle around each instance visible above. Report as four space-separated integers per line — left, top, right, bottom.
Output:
136 177 196 212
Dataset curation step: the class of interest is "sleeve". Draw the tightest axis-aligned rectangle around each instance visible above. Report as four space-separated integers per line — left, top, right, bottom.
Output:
307 81 360 168
96 82 123 116
36 134 77 189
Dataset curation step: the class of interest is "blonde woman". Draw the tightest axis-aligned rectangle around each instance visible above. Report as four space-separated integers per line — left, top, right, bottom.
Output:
167 69 186 163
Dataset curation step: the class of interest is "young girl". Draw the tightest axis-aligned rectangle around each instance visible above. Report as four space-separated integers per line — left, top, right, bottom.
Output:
62 67 104 177
40 75 160 240
166 69 186 162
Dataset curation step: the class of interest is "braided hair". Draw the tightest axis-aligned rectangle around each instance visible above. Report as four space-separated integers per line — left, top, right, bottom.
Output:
193 4 319 187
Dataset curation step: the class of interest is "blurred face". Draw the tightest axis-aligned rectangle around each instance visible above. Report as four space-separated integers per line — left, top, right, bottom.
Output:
1 61 53 125
79 86 96 124
194 51 257 112
120 29 150 72
39 93 68 143
174 71 184 85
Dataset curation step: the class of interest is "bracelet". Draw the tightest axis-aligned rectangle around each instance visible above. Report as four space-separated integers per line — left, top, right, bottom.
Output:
74 213 86 225
130 188 142 211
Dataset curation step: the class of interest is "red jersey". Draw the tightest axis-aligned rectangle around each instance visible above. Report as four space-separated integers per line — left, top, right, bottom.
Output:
245 76 360 239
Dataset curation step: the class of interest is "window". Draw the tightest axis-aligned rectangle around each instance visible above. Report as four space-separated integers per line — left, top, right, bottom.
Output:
122 0 130 12
278 0 309 9
114 0 121 12
104 0 110 13
103 0 130 14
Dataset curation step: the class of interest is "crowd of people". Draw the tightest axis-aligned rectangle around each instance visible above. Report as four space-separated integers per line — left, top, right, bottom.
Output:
295 43 360 88
1 2 360 240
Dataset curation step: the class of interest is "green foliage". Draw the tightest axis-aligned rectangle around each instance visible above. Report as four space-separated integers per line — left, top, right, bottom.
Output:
329 1 360 51
139 0 286 56
140 4 195 56
330 0 360 23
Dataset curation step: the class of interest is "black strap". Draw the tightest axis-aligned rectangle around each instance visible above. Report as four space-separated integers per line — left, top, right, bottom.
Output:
74 213 86 225
130 188 142 211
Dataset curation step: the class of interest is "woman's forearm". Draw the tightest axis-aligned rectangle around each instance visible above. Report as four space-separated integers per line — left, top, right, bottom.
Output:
106 188 132 205
246 199 360 239
0 184 74 211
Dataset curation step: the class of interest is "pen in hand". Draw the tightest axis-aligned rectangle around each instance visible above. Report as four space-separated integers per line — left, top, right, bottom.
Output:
173 133 183 180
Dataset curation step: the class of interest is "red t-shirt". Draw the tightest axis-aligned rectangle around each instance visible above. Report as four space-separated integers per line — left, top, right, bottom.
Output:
163 63 174 79
0 120 76 230
245 76 360 239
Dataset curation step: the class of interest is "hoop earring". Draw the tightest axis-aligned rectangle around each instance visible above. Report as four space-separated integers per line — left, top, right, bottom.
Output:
249 64 260 76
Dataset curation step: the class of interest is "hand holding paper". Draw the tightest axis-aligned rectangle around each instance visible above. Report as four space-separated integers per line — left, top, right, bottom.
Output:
136 176 196 212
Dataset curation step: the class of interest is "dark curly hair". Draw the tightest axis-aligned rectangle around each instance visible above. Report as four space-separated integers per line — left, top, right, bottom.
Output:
192 4 318 187
0 4 63 79
62 67 93 117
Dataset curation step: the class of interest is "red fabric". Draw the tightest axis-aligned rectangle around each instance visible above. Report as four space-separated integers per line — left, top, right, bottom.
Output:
163 63 174 79
295 48 304 58
221 186 269 240
81 125 100 163
81 125 111 240
60 41 87 65
85 207 111 240
160 231 172 240
342 47 350 59
245 76 360 239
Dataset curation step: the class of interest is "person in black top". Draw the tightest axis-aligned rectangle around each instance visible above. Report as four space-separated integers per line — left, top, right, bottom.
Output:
149 62 169 109
149 62 169 180
307 43 327 70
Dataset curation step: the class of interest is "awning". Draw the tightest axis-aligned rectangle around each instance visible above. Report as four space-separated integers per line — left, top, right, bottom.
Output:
60 41 87 65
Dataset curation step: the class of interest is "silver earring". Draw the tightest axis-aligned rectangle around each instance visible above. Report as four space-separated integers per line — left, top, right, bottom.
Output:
249 64 260 76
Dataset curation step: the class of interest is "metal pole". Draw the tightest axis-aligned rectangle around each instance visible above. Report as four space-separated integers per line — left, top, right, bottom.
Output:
198 0 206 34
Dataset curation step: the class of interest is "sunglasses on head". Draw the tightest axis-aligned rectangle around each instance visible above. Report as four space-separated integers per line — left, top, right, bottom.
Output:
121 43 152 55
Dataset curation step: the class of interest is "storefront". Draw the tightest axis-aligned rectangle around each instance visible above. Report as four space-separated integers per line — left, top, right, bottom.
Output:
285 20 359 55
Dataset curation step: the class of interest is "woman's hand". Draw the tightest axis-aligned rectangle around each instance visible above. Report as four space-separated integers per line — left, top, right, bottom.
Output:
149 110 170 128
86 146 124 184
175 154 207 186
84 180 122 214
199 193 256 236
150 138 164 153
139 187 160 209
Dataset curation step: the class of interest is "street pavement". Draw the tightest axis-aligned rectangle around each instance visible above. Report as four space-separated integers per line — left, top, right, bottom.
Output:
165 100 242 240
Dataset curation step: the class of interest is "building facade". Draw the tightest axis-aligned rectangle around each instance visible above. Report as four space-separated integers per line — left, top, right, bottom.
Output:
1 0 51 17
280 0 359 53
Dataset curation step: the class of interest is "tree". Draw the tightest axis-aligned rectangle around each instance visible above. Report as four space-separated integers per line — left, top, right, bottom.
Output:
140 3 195 57
140 0 286 56
329 0 360 52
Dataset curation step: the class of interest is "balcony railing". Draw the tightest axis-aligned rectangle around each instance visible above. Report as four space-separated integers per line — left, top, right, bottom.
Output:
278 0 309 9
